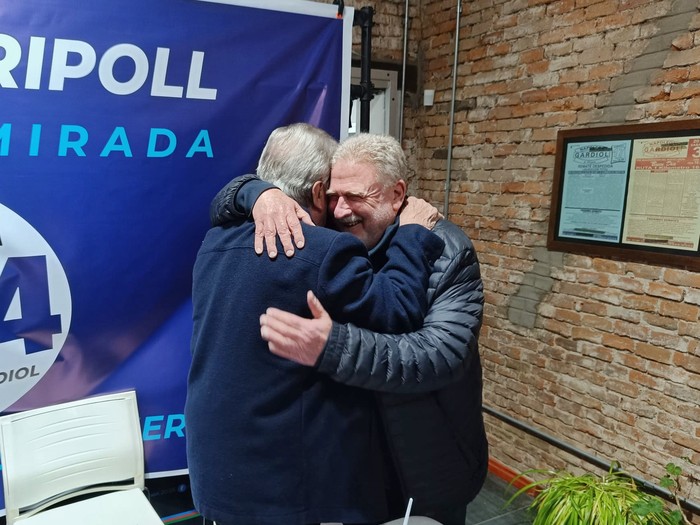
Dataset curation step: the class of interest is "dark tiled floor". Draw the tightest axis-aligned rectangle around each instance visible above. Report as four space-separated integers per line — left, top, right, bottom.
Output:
466 473 533 525
149 471 534 525
0 472 531 525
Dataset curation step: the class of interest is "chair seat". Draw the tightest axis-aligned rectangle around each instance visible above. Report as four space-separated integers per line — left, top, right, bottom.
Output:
18 488 162 525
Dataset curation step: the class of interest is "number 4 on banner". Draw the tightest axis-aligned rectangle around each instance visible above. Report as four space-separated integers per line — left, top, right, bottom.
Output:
0 256 62 354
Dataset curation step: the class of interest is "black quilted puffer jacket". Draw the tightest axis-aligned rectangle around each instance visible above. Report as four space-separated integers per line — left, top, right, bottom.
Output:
317 218 488 517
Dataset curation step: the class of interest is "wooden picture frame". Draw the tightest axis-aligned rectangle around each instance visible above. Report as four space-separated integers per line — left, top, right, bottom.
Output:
547 119 700 270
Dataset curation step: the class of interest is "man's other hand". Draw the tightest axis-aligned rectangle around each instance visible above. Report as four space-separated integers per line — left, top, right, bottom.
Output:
260 291 331 367
253 188 313 259
399 196 443 229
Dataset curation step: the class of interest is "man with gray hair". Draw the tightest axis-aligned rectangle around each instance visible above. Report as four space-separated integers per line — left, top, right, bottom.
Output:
213 131 488 525
325 133 410 251
186 123 444 525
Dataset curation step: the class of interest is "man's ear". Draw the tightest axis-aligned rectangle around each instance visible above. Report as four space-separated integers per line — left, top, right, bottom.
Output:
391 179 407 213
311 180 326 213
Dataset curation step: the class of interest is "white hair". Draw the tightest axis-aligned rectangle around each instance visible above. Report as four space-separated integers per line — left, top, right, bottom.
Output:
331 133 407 186
257 123 338 207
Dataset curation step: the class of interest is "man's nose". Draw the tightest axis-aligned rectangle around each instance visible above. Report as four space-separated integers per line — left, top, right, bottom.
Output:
333 196 352 218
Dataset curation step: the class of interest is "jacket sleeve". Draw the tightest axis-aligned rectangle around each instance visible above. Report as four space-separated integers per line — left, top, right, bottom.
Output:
316 220 484 393
209 175 275 226
316 225 445 334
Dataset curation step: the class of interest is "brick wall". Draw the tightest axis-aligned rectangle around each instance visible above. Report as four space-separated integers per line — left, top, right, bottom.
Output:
324 0 700 514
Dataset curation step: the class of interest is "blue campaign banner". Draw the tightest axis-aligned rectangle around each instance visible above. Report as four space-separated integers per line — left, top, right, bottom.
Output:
0 0 353 507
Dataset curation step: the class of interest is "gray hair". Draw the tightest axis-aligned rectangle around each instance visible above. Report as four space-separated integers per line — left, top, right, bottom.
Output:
257 123 338 207
331 133 407 186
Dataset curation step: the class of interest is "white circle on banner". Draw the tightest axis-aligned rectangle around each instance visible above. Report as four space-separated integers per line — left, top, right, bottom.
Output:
0 204 72 412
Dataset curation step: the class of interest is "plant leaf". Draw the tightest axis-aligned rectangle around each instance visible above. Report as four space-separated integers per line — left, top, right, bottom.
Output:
665 463 682 477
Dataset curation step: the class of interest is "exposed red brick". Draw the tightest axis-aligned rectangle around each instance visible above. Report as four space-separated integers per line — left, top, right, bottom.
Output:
335 0 700 496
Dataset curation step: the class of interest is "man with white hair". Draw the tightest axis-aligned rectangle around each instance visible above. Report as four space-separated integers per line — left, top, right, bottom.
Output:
187 124 444 525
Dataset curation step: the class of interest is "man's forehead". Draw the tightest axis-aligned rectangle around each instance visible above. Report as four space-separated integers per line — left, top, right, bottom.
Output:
330 160 378 190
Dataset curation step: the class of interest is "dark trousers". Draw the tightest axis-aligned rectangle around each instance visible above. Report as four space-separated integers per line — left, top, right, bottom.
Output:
426 504 467 525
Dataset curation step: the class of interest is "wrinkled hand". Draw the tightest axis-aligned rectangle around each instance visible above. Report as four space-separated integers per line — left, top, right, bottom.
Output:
252 188 313 259
260 291 332 367
399 196 444 229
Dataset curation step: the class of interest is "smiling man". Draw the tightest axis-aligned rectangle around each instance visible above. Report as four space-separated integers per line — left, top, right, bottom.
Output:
325 135 408 250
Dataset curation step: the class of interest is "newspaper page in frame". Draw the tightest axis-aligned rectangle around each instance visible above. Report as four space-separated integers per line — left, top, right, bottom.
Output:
622 136 700 251
558 140 631 243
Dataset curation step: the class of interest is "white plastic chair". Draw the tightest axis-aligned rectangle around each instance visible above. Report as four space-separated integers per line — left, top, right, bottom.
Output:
0 390 162 525
378 496 443 525
319 518 441 525
381 518 443 525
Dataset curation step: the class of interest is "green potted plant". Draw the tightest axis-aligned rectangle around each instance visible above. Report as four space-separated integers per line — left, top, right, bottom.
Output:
508 462 692 525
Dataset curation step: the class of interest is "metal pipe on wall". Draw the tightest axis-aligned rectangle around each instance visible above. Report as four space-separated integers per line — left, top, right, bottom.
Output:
355 7 374 133
483 405 700 516
444 0 462 217
399 0 409 142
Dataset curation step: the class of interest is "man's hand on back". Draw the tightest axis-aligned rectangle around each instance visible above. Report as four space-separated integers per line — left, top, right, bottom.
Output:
253 188 312 258
399 196 443 230
260 291 331 366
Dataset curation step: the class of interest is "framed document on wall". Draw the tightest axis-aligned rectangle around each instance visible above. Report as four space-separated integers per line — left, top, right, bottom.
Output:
548 119 700 270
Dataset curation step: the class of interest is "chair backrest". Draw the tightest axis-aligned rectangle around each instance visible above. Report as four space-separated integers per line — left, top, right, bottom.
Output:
0 390 145 523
